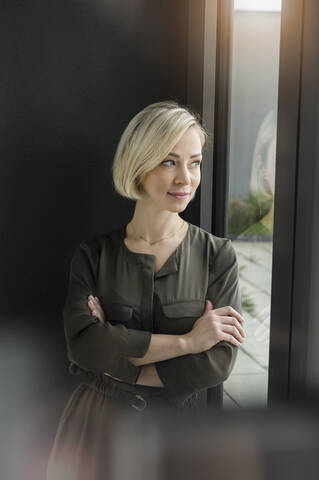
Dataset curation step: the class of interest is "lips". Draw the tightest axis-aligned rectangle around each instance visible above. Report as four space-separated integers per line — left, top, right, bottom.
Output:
168 192 189 199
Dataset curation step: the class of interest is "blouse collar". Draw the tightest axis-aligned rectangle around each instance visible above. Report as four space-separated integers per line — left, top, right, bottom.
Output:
119 222 191 279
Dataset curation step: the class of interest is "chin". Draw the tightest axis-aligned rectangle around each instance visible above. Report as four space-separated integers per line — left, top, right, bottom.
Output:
169 204 188 213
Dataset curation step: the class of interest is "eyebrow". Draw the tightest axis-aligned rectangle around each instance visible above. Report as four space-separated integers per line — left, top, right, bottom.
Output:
167 153 202 158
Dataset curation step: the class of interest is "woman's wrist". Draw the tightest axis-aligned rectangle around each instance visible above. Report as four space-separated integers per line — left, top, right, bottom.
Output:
180 333 194 355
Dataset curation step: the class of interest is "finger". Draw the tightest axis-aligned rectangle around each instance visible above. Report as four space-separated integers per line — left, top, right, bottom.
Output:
89 302 105 322
87 297 106 324
88 297 100 309
228 306 245 324
88 295 100 304
219 330 242 347
220 316 245 337
205 299 213 311
88 299 95 309
214 305 245 324
226 333 241 347
222 324 244 343
92 303 103 316
87 298 100 315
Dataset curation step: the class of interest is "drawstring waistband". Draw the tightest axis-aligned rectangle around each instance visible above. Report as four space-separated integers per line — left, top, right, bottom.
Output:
72 367 207 413
83 372 171 412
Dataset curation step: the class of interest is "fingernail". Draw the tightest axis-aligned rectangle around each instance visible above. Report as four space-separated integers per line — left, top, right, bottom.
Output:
93 310 97 315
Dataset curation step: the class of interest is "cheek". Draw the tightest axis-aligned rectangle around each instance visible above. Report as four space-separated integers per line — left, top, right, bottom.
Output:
192 171 201 186
143 170 169 193
154 169 172 188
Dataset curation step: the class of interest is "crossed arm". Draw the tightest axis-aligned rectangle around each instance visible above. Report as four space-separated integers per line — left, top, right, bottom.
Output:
86 237 244 390
65 238 243 407
87 294 190 387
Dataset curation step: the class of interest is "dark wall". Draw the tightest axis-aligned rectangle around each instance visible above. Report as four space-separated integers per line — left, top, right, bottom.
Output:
1 0 189 315
0 2 192 478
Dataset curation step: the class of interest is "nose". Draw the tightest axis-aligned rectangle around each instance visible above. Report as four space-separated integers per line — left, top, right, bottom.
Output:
174 164 191 185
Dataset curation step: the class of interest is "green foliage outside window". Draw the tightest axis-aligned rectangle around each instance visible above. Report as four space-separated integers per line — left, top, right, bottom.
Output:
228 192 273 239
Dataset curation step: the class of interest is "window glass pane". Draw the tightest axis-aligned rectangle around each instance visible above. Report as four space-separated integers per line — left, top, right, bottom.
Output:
223 3 281 409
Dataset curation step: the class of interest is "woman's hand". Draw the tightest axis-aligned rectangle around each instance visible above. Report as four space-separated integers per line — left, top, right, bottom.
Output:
184 299 246 354
87 295 105 323
87 295 124 382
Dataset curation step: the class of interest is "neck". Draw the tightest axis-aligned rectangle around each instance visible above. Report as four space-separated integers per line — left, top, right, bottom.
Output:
128 200 183 242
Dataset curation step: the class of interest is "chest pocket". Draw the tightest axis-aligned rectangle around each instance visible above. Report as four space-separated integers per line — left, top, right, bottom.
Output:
159 299 205 335
102 301 143 330
160 299 206 335
161 300 205 319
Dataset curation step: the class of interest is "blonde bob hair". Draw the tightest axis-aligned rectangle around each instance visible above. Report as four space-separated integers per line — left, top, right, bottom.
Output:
112 100 208 201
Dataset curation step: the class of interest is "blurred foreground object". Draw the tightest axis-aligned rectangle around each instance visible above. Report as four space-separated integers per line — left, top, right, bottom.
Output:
111 396 319 480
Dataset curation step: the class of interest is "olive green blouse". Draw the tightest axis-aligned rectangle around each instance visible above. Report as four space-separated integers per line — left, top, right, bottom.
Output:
63 221 242 408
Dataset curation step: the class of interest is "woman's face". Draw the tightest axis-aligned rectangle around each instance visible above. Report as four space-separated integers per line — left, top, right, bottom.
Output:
139 126 202 212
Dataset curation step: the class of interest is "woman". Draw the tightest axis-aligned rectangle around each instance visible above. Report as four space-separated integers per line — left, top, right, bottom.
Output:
46 100 245 479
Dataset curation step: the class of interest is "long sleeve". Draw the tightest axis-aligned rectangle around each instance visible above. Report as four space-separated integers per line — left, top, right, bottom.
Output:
155 238 242 408
63 240 152 384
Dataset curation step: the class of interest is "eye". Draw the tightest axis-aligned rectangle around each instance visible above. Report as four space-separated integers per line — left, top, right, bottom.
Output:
161 159 202 167
161 159 175 166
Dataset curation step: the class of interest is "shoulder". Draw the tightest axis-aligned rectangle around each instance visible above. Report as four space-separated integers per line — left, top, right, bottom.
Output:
188 223 237 271
189 222 231 253
72 224 124 258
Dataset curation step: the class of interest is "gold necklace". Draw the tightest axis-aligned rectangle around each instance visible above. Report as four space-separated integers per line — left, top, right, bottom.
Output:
129 218 186 246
